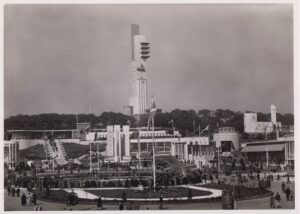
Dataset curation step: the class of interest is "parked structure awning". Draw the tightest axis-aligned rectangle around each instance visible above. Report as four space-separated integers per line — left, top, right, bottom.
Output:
242 144 284 153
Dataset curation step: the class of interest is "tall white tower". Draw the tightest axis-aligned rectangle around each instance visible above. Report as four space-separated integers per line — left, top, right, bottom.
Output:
129 24 150 116
271 104 277 124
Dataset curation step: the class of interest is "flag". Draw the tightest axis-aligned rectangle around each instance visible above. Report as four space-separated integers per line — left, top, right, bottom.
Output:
193 119 196 136
200 125 209 135
148 96 157 129
150 96 157 116
168 119 174 131
197 125 201 136
96 122 104 127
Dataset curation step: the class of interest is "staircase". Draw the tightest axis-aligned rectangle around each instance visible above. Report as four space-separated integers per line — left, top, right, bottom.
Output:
43 140 54 159
55 141 68 165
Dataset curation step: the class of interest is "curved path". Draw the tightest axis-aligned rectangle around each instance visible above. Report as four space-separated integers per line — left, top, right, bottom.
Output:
63 184 222 201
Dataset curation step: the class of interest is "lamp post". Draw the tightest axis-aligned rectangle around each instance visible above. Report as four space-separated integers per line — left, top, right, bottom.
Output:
89 141 92 174
231 174 236 209
217 129 221 173
97 142 100 172
265 128 269 170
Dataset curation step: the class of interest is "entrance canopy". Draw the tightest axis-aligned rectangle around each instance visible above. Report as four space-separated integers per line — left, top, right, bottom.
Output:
242 144 284 153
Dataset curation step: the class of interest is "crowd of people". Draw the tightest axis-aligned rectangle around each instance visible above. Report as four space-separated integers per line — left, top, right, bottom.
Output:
6 183 42 210
268 180 294 209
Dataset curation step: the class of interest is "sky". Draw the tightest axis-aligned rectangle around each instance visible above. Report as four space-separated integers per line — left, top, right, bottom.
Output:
4 4 293 118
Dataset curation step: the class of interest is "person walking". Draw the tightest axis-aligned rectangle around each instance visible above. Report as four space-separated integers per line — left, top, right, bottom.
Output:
11 186 16 197
275 192 281 208
32 192 37 206
285 186 291 201
28 192 33 206
290 191 294 201
97 197 103 210
281 182 285 193
7 185 11 196
119 203 124 210
159 195 164 209
203 174 207 183
270 193 275 208
21 193 27 206
16 187 20 197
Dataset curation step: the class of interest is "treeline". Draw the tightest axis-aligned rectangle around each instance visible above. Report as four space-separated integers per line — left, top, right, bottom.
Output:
4 109 294 137
4 112 133 131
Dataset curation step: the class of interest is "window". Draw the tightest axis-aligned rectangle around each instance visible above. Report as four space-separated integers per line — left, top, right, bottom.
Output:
130 143 138 152
141 143 147 152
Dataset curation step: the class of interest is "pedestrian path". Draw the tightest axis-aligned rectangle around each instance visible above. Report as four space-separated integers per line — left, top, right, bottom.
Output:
64 189 99 200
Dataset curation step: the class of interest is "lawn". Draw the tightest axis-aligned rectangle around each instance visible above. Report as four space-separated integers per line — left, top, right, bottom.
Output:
63 143 106 159
19 144 46 160
201 183 271 200
86 187 211 199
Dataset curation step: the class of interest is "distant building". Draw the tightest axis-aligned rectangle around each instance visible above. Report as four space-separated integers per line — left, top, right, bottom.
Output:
241 134 294 168
87 125 215 167
6 122 91 150
213 127 240 153
244 105 281 134
4 141 19 170
129 24 150 116
8 123 217 169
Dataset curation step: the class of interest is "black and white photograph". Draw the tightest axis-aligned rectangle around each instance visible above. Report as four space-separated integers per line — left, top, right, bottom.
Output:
2 2 297 211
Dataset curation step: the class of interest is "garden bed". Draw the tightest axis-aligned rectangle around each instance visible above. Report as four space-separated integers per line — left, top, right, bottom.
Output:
200 183 272 200
86 187 211 199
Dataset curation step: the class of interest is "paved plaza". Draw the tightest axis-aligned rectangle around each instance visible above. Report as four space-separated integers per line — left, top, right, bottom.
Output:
5 179 294 211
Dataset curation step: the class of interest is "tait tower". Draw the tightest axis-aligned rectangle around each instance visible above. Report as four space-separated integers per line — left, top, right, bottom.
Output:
129 24 150 116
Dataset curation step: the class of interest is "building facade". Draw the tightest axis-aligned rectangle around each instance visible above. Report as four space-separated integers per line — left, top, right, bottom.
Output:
213 127 240 153
241 135 294 168
244 105 281 134
86 125 215 168
4 141 19 170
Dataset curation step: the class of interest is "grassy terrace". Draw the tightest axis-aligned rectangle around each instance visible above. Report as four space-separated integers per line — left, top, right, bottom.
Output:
86 187 211 199
19 144 46 160
63 143 105 159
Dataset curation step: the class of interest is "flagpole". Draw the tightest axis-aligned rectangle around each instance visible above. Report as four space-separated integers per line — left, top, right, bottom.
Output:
198 125 201 160
152 115 156 192
265 128 269 170
217 129 220 173
138 128 141 168
89 141 92 173
172 120 175 157
193 119 195 161
97 142 100 171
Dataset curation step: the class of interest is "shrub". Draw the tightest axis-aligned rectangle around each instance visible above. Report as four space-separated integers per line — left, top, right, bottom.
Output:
187 189 193 200
121 192 127 202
